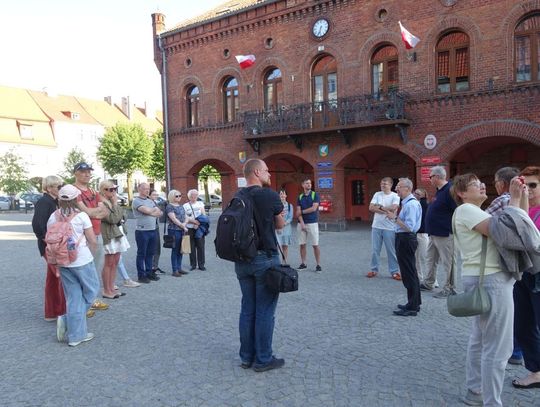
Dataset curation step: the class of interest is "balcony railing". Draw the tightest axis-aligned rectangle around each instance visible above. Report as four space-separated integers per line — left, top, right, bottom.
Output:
243 92 407 139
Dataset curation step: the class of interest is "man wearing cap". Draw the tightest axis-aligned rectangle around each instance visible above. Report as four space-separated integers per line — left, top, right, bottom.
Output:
73 162 109 311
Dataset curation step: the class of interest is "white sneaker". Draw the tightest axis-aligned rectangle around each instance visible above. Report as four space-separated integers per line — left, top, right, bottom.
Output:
68 332 94 347
56 315 66 342
434 281 440 288
123 279 140 288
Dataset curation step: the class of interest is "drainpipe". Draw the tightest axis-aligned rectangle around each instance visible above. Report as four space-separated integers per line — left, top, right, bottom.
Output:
158 35 171 190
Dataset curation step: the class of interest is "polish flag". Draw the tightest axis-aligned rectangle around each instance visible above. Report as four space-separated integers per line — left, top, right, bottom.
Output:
398 21 420 49
235 54 256 69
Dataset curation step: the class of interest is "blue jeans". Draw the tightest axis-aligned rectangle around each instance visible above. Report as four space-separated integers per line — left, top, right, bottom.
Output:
59 261 100 343
370 227 399 275
169 229 184 272
235 252 281 367
135 230 156 279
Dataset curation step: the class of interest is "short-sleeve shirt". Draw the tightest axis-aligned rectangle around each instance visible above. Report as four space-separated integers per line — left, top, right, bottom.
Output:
453 203 501 277
183 201 205 229
297 191 320 224
47 210 94 268
425 182 457 237
76 187 102 235
166 204 186 230
396 194 422 233
132 197 158 231
370 191 400 231
250 186 283 252
530 205 540 230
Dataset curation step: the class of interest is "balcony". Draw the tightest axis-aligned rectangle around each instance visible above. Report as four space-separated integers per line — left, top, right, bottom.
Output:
243 92 409 151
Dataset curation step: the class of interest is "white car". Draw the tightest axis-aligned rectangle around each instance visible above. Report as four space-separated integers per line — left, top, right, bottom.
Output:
198 193 222 205
0 196 10 210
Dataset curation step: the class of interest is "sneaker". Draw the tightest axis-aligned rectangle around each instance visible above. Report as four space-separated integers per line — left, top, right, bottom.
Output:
148 274 160 281
56 315 67 342
178 270 189 275
138 277 151 284
44 317 57 322
156 267 166 274
253 357 285 372
315 265 322 272
90 300 109 310
113 285 119 290
434 281 440 288
508 356 524 365
397 304 420 312
297 263 307 270
433 289 451 299
462 389 483 406
199 266 206 271
419 283 432 291
68 332 95 347
86 309 95 318
123 279 140 288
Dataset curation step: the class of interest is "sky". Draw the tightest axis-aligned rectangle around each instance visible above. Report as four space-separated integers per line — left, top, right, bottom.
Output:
0 0 225 110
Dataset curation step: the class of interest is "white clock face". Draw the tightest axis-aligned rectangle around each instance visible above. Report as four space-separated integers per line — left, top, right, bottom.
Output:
312 19 329 38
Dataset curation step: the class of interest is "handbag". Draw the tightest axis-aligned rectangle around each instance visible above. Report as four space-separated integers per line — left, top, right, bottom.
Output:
181 234 191 254
264 243 298 293
163 234 174 249
447 233 491 317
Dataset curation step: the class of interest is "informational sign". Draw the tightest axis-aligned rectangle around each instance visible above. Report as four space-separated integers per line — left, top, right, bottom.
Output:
318 177 334 189
420 167 433 182
424 134 437 150
317 161 333 169
421 156 441 165
237 177 247 188
317 170 334 176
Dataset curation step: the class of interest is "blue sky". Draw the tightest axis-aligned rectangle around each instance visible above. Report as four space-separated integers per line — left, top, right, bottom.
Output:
0 0 224 109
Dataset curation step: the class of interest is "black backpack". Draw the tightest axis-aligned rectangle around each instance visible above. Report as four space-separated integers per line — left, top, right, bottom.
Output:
214 187 259 263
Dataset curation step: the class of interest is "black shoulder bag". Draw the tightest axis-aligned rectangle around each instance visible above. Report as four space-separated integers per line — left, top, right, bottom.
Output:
265 243 299 293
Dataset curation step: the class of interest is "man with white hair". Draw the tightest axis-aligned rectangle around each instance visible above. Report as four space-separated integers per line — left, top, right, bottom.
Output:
420 165 457 298
183 189 207 271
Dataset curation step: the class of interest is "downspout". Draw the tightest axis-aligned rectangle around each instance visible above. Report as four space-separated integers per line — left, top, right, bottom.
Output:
158 35 171 190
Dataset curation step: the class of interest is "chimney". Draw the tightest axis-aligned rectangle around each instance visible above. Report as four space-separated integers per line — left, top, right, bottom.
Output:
152 13 166 72
104 96 112 105
144 101 153 118
121 96 131 119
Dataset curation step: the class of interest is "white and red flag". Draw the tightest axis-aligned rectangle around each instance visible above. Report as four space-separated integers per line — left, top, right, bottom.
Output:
235 54 256 69
398 21 420 49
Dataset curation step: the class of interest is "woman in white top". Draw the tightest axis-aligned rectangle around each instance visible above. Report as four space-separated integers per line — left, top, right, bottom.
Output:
450 173 527 407
47 185 99 347
183 189 207 271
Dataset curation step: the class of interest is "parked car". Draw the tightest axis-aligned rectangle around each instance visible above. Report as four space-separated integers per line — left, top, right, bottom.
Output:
18 192 43 205
198 193 222 205
0 196 10 210
117 193 128 206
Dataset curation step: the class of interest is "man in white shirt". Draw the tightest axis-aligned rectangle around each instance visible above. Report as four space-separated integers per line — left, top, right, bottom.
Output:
183 189 207 271
367 177 401 280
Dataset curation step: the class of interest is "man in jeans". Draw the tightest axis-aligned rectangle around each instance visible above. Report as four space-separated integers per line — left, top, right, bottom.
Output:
235 158 285 372
420 165 457 298
133 183 163 283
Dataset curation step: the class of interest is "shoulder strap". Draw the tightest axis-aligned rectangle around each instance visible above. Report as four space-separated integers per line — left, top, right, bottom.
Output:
533 211 540 224
311 191 316 200
453 212 488 286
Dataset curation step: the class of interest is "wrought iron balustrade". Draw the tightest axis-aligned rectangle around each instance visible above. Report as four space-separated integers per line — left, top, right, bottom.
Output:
243 92 407 138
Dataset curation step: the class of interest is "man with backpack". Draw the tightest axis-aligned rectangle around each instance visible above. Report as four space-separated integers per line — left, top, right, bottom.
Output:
296 178 322 272
219 158 286 372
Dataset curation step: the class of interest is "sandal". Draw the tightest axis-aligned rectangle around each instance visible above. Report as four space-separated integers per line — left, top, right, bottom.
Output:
366 271 378 278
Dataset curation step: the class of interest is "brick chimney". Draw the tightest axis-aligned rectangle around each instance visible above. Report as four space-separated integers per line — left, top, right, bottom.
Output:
152 13 166 72
121 96 131 119
104 96 112 105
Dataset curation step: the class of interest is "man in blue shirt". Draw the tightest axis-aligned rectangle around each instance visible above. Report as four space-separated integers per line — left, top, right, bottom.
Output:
388 178 422 316
296 179 321 272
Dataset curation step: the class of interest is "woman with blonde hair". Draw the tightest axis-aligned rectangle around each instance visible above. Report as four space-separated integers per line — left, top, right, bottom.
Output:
99 181 130 298
166 189 189 277
32 175 66 321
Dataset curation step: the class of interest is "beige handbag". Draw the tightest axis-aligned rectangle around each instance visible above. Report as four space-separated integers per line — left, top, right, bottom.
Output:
181 234 191 254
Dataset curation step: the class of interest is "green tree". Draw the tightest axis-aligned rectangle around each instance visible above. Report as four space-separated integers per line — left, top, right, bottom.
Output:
97 123 152 202
29 176 43 192
0 149 29 207
62 147 89 184
198 164 221 204
146 129 165 181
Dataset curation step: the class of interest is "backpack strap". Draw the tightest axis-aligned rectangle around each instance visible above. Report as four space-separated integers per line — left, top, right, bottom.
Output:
56 209 86 247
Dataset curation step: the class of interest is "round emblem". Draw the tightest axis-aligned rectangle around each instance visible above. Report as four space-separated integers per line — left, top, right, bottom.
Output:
424 134 437 150
312 18 329 38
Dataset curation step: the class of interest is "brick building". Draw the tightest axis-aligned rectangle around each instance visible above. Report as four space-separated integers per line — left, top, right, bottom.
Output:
152 0 540 228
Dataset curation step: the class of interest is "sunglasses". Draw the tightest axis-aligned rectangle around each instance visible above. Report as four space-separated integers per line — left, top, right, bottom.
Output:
175 194 182 198
527 182 538 189
55 184 65 189
105 187 118 192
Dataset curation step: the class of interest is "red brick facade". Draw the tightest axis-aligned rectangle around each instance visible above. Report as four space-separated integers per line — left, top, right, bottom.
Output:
152 0 540 227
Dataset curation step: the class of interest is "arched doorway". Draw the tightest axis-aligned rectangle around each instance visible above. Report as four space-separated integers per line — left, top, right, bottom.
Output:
338 146 416 221
264 153 314 205
185 159 236 209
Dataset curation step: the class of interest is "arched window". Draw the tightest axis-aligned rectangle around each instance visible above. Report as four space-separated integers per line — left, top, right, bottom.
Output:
311 54 337 111
436 31 470 93
371 44 399 96
263 67 282 111
186 85 199 127
222 77 239 122
515 13 540 82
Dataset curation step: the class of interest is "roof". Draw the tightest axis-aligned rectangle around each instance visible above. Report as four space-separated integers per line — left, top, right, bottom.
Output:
28 90 101 125
128 106 162 134
75 97 131 128
0 85 50 122
166 0 270 33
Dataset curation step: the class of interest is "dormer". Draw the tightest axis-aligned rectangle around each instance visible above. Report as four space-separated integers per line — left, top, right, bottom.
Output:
62 111 80 120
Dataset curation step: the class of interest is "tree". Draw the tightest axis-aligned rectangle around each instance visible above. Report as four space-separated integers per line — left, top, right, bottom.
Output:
146 129 165 182
62 147 89 184
97 123 152 202
198 164 221 204
0 149 29 207
29 176 43 192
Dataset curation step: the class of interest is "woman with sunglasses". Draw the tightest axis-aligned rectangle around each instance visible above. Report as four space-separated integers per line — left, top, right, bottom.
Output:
166 190 189 277
99 181 130 299
512 166 540 389
450 174 527 406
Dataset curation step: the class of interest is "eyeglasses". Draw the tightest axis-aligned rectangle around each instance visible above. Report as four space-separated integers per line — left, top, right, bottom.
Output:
105 187 118 192
175 194 182 198
467 180 485 189
527 182 538 189
55 184 64 189
429 175 437 179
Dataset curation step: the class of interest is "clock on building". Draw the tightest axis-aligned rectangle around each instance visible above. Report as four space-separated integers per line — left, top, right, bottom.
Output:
312 18 329 38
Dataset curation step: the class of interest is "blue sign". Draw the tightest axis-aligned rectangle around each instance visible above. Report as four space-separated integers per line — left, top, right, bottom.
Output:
317 162 333 169
318 177 333 189
317 170 334 176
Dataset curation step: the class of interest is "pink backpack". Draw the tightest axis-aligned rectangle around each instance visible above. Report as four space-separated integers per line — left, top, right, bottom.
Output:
45 210 84 266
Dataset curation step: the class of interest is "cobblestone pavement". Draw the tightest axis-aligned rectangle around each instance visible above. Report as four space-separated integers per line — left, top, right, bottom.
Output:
1 211 539 407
